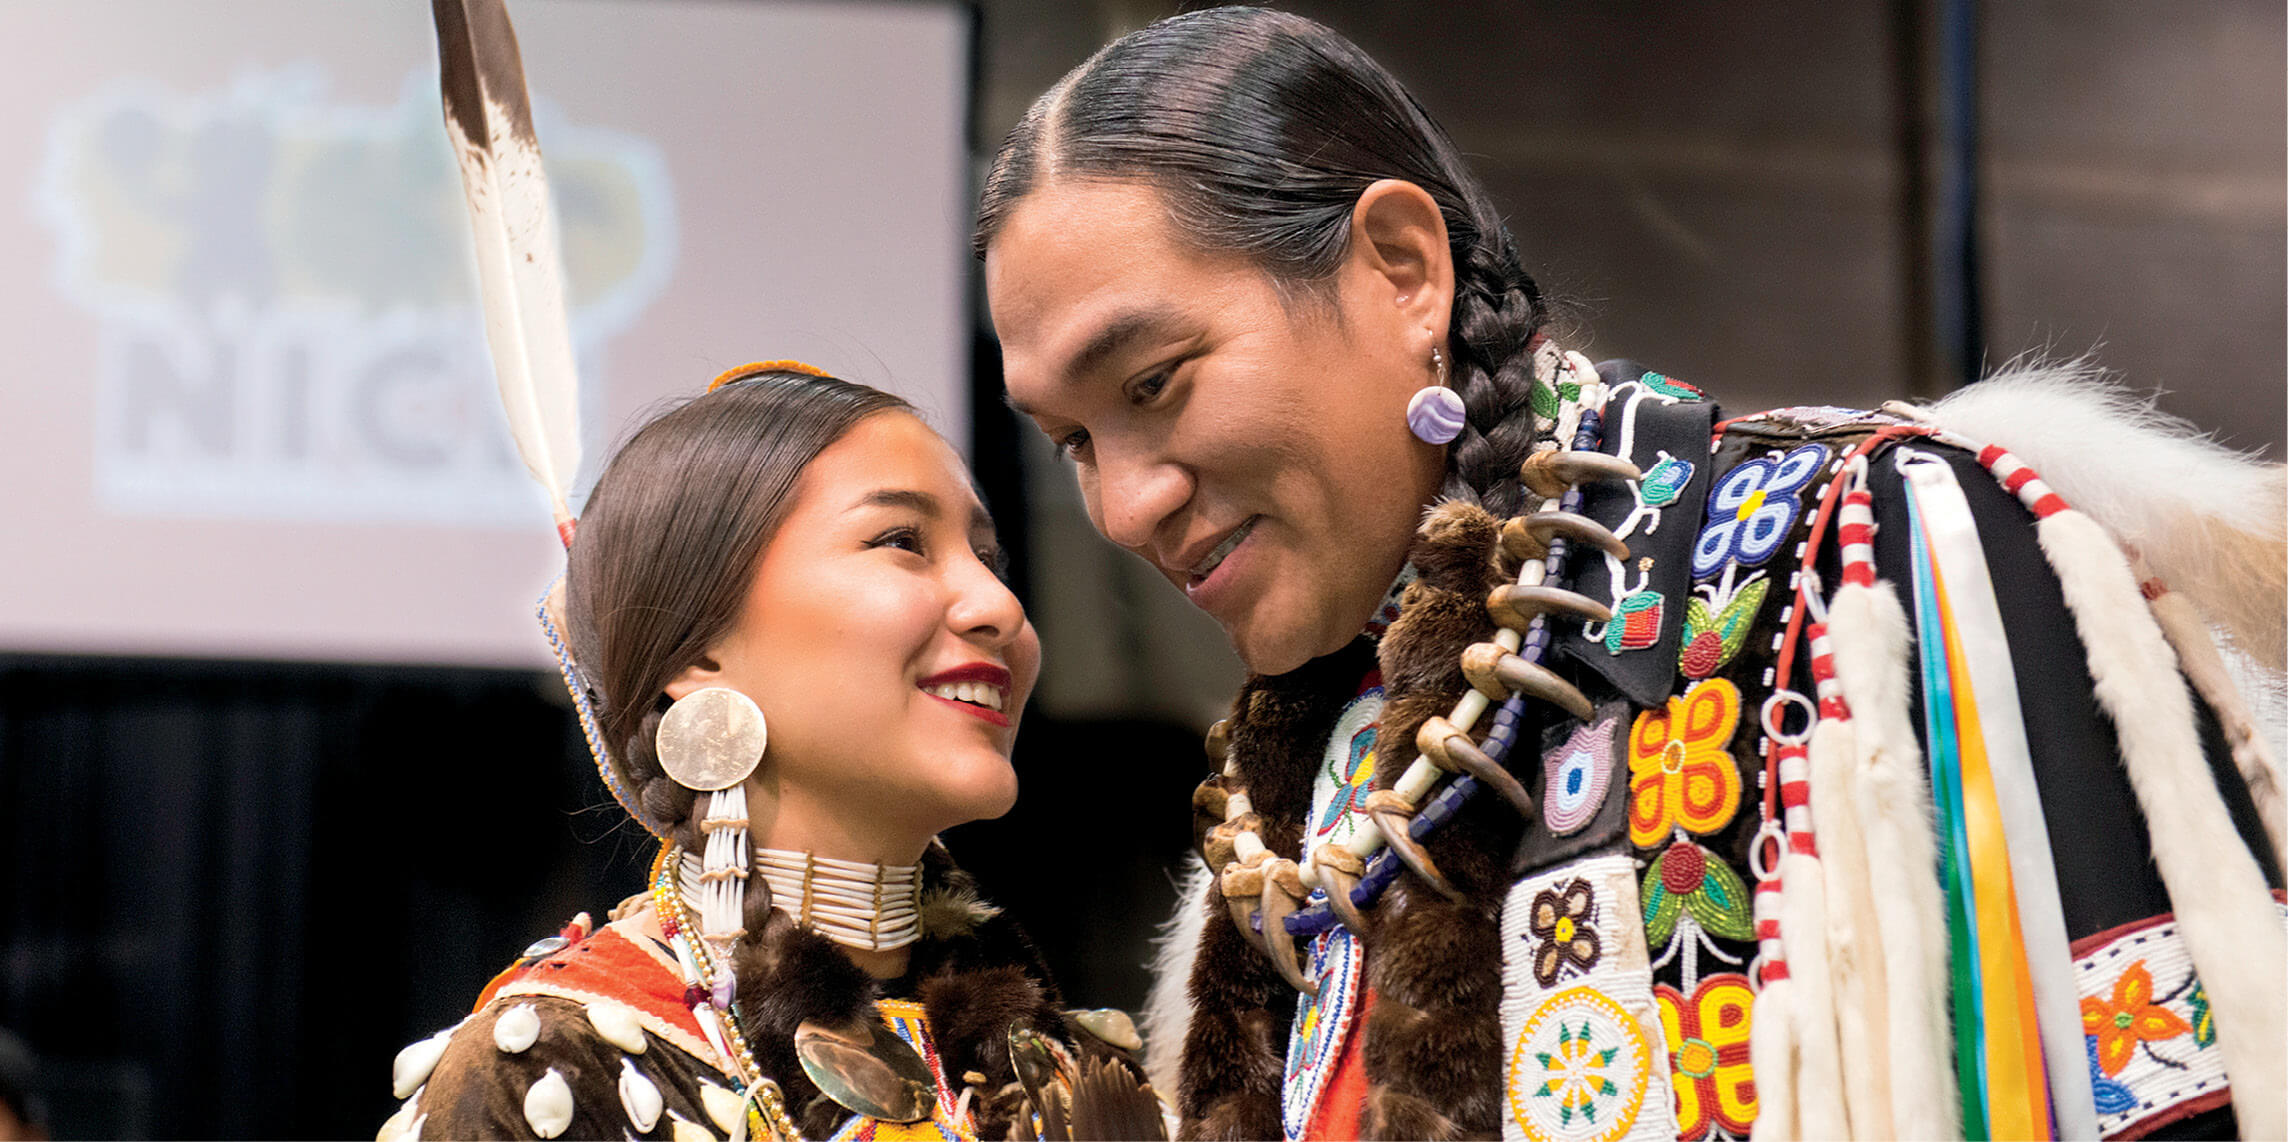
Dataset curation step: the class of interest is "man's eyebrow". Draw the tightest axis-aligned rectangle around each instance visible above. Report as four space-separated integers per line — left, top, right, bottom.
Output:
1004 307 1186 419
1069 307 1184 378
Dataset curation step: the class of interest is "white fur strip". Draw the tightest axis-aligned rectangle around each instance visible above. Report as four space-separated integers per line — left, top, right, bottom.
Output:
1810 716 1891 1139
1142 855 1213 1097
1827 579 1960 1140
2038 509 2287 1141
1749 973 1800 1142
1750 880 1798 1142
2140 568 2288 863
1928 364 2286 673
1777 851 1849 1140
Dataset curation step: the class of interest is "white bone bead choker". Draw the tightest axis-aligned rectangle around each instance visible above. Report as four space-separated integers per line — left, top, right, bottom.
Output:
682 848 922 952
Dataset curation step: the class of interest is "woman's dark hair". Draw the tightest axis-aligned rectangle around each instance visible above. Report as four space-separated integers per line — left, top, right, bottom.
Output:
564 370 911 853
975 6 1551 518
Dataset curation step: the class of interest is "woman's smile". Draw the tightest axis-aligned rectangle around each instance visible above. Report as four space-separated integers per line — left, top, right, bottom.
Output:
917 662 1013 726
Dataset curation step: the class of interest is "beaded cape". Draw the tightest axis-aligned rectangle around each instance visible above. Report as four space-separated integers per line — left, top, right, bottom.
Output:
386 847 1138 1140
1173 365 2284 1142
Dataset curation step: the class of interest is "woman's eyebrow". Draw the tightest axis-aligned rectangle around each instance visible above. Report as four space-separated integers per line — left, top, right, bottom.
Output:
850 488 941 518
851 490 996 539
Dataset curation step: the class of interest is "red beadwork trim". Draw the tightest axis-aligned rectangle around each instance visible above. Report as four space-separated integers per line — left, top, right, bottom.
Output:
1758 424 1937 823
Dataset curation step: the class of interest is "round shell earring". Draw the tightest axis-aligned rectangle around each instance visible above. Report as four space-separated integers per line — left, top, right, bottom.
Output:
655 686 767 791
1407 344 1465 445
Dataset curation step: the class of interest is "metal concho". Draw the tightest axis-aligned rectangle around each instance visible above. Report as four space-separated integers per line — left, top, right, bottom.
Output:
655 686 767 791
795 1018 936 1124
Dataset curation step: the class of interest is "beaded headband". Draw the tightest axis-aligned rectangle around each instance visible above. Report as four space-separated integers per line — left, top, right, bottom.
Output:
707 359 834 393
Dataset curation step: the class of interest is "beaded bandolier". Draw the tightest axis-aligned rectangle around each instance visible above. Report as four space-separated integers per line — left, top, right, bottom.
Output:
1175 352 2285 1142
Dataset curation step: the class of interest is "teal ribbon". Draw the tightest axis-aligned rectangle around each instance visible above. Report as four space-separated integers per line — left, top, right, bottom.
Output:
1906 486 1992 1140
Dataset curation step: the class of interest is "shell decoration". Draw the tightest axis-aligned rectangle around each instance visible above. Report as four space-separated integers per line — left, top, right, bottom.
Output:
494 1003 541 1054
524 1067 574 1139
391 1029 453 1099
619 1057 665 1133
1407 385 1468 445
586 1000 648 1054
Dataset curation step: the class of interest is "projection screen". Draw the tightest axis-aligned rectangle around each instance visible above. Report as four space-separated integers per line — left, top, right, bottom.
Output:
0 0 971 668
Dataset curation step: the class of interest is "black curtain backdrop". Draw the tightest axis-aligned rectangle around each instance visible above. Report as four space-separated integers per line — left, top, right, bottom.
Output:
0 654 1196 1139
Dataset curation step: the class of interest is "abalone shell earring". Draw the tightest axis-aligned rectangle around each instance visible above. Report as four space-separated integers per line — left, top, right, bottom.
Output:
1407 344 1465 445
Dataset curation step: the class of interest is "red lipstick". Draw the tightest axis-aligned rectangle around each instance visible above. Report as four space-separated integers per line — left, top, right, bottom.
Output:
917 663 1014 727
917 663 1013 689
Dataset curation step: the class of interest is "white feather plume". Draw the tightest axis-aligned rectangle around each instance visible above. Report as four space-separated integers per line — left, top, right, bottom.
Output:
434 0 582 536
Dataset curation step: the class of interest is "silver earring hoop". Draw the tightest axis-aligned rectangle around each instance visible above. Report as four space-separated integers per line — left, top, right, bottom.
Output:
655 686 767 791
1407 344 1465 445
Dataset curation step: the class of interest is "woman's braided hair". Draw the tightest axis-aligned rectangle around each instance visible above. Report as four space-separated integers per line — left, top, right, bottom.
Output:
974 5 1551 518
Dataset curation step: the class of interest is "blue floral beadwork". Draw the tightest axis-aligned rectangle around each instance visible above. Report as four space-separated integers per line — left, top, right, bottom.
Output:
1690 444 1827 578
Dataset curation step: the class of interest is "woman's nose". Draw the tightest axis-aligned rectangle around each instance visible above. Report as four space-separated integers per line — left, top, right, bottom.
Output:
947 552 1026 647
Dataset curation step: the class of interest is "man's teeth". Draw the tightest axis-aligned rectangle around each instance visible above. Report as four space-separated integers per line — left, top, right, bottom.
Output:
1191 519 1256 579
924 682 1003 711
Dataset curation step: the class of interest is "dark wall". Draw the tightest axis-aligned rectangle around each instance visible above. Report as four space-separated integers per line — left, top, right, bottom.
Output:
977 0 2285 454
0 655 1193 1138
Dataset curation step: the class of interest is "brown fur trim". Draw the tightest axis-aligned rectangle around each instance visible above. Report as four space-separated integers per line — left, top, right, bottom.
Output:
1177 641 1375 1137
733 910 879 1136
1176 904 1293 1139
727 848 1079 1139
1175 501 1532 1140
1359 501 1520 1139
1409 500 1505 590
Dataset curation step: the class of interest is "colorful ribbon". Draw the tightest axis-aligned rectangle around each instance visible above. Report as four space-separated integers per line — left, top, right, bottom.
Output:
1903 453 2062 1140
1901 451 2094 1139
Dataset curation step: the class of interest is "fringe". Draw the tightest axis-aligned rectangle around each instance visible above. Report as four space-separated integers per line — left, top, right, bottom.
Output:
1748 970 1800 1142
2036 509 2287 1142
1777 850 1849 1140
1826 578 1959 1139
2137 561 2288 866
1808 715 1892 1138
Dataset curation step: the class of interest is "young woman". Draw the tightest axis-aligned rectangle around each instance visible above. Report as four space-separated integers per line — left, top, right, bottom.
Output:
376 368 1141 1141
980 8 2284 1141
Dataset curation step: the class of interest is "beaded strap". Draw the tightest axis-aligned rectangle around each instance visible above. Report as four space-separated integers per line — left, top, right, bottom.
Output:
650 843 793 1140
538 582 672 838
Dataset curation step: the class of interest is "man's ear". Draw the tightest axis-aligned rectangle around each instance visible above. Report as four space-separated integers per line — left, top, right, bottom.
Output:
1348 178 1454 335
662 655 727 703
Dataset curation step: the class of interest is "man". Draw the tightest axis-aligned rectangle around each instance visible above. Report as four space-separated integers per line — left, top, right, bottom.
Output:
980 9 2284 1140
